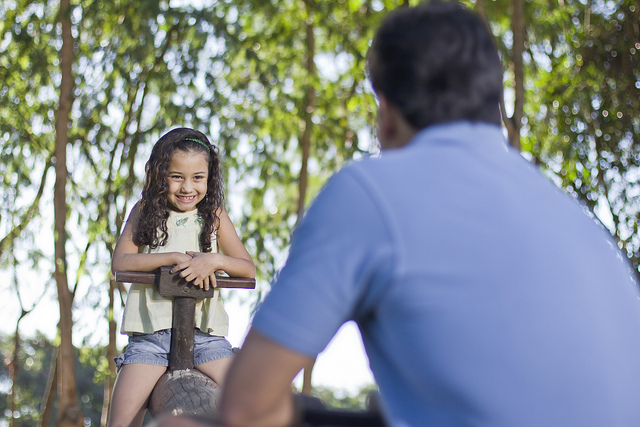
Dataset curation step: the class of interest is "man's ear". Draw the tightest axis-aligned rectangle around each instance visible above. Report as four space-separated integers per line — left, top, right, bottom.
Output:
376 95 396 147
377 95 417 150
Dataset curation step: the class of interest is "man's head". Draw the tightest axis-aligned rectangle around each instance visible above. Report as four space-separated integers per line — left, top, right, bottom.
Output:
368 1 503 149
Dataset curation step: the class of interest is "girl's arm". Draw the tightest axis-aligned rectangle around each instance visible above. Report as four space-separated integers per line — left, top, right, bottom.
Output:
111 203 192 274
172 208 256 288
211 207 256 278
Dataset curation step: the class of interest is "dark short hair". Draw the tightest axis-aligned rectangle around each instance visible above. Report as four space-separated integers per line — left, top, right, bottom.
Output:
368 1 503 129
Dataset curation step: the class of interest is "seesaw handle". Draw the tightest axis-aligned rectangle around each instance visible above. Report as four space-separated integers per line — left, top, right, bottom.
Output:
114 269 256 289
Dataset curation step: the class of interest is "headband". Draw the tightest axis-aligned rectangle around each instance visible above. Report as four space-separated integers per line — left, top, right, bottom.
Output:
184 137 211 152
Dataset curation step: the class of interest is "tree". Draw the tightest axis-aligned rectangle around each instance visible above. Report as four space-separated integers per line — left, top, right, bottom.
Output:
204 0 394 392
53 1 83 425
1 334 57 427
476 0 639 275
0 0 57 259
0 333 106 427
203 0 381 285
4 253 49 427
517 0 640 274
1 0 234 421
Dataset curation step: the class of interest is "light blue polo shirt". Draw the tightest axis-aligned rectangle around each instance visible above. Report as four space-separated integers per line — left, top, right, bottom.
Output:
253 122 640 427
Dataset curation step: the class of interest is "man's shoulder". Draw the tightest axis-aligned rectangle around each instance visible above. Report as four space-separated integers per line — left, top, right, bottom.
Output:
324 156 378 188
300 156 397 232
335 151 408 182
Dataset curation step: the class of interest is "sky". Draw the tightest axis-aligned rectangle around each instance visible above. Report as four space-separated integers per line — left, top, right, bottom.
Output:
223 296 375 394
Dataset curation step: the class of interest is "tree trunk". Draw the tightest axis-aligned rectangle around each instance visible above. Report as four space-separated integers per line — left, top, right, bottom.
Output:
54 1 82 426
10 327 20 427
298 0 317 394
296 0 317 224
474 0 486 19
100 278 118 427
40 348 58 427
301 358 317 395
506 0 525 150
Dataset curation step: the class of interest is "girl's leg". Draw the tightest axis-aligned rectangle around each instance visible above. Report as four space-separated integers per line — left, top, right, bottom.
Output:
108 363 167 427
195 357 234 386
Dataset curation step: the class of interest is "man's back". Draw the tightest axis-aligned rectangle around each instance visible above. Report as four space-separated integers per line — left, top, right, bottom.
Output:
346 122 640 425
253 122 640 426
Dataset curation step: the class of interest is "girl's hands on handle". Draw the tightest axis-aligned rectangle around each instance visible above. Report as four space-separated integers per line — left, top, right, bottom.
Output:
169 208 256 291
171 252 221 291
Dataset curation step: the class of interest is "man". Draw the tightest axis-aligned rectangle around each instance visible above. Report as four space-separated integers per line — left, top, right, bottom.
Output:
216 2 640 426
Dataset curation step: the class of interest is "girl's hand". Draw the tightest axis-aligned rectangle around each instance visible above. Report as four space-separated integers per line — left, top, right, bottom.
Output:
173 252 193 265
171 252 221 290
208 273 218 290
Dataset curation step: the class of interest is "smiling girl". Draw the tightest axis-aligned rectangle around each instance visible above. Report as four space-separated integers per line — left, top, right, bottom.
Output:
108 128 255 426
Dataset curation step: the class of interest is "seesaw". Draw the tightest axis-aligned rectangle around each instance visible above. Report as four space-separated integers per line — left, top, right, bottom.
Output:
115 267 255 418
115 267 387 426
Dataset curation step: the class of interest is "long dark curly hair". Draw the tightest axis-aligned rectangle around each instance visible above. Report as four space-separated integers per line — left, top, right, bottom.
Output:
134 127 225 253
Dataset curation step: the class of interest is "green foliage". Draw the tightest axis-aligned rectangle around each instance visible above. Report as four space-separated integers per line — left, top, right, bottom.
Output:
206 0 384 285
517 0 640 271
0 0 56 266
309 384 379 410
0 333 104 426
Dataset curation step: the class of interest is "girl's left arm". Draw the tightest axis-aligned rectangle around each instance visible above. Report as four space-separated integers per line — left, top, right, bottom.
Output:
212 207 256 278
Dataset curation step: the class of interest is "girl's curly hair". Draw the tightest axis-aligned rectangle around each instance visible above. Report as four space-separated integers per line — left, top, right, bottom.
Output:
134 128 225 253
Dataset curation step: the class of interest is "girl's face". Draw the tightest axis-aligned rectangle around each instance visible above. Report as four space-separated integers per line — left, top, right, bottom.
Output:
166 149 209 212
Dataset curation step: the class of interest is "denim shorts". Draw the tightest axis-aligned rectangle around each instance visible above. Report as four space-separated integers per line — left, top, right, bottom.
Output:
114 329 234 371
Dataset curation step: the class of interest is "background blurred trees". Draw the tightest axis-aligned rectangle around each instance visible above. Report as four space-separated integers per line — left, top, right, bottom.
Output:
486 0 639 273
0 0 638 425
0 334 103 427
523 0 640 272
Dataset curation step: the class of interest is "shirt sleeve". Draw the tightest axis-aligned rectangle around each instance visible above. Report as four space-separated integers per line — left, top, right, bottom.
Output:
252 166 396 357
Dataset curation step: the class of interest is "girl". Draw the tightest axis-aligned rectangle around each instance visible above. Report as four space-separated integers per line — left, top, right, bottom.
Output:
108 128 255 427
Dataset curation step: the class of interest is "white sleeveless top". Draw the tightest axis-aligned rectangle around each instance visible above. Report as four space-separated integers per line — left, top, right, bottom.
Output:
120 209 229 336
